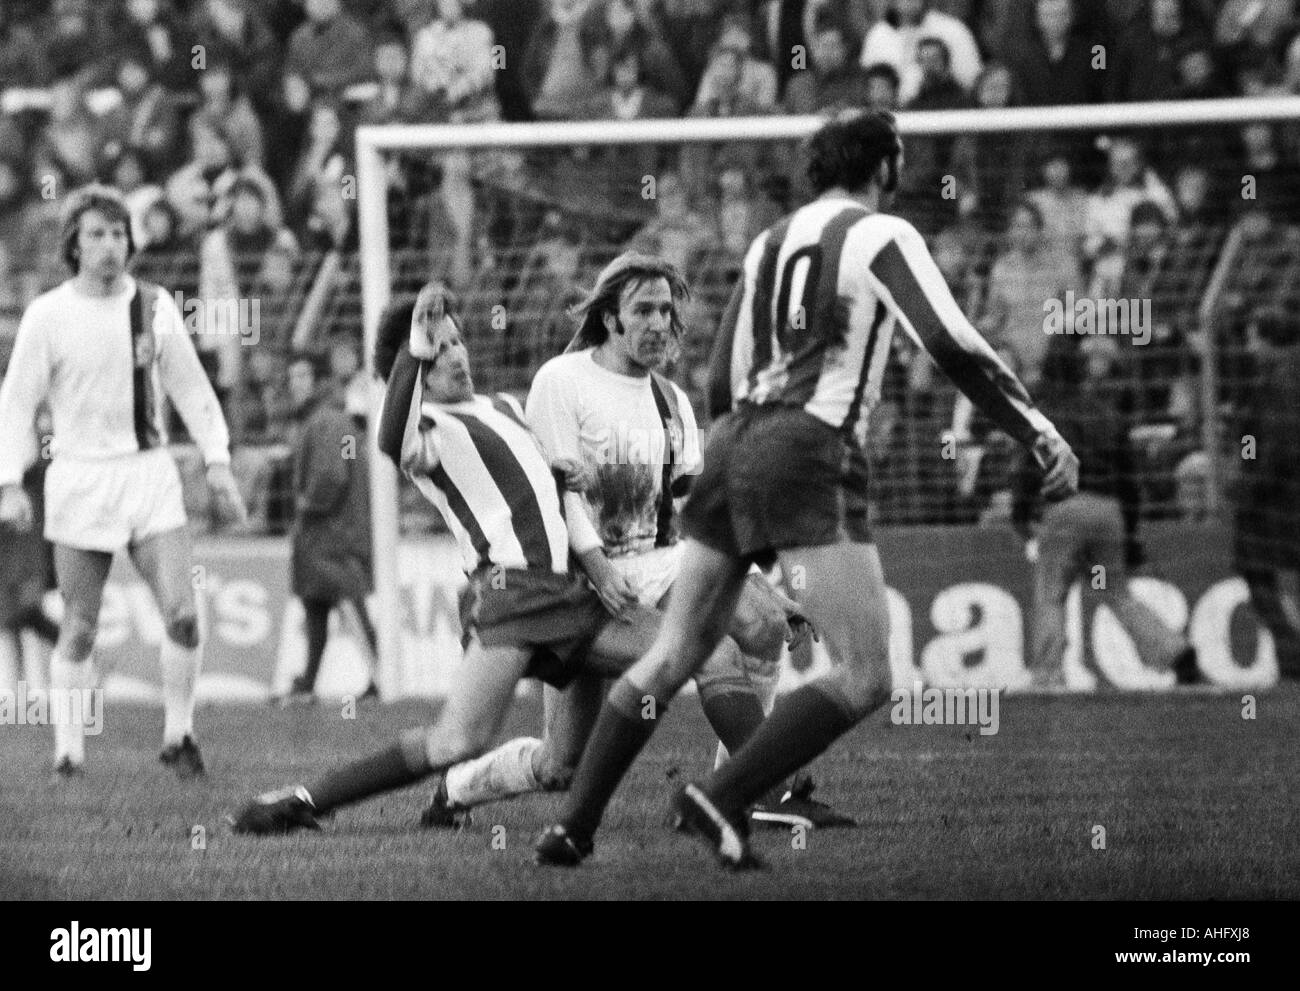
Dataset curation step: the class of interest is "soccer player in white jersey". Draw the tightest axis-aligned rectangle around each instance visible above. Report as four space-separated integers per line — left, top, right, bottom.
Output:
229 284 734 838
536 110 1080 867
422 253 851 832
0 184 246 778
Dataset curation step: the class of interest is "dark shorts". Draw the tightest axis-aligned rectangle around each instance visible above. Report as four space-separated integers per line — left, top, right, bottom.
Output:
680 405 871 567
458 567 609 688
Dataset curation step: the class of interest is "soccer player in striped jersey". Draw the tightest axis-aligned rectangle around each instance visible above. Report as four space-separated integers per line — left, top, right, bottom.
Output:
0 184 245 778
421 253 850 833
536 109 1080 868
229 283 733 838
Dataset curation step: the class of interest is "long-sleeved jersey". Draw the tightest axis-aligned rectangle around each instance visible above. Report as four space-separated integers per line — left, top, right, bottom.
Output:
0 276 230 487
708 199 1054 450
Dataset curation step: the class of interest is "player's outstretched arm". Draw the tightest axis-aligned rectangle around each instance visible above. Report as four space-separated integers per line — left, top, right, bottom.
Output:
866 219 1078 500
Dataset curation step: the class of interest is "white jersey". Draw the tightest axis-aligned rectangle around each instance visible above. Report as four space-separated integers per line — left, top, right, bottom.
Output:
0 276 230 486
710 198 1053 449
526 349 702 559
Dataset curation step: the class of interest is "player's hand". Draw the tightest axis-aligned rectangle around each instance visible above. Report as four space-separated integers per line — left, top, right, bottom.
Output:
758 579 819 650
410 282 454 361
206 463 248 527
0 484 34 533
582 551 639 622
550 456 594 494
1033 430 1079 502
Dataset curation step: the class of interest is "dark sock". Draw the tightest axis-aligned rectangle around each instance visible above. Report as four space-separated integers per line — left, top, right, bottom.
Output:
705 683 858 818
698 687 765 754
15 606 59 645
301 598 333 688
562 678 667 840
307 742 429 813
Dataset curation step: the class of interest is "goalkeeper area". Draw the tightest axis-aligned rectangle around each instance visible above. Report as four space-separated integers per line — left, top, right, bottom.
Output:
2 689 1296 899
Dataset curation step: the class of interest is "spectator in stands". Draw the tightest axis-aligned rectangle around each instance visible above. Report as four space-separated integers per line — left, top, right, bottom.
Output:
10 160 67 297
682 39 776 202
1108 0 1212 103
191 60 265 169
228 348 293 530
189 0 282 112
109 147 166 249
328 335 370 425
627 171 716 275
102 46 185 181
582 0 690 110
286 0 375 96
38 0 107 86
1238 121 1300 225
1171 35 1228 100
264 73 314 196
783 15 874 115
1082 136 1177 267
301 167 356 252
979 199 1079 386
0 6 42 91
165 120 240 237
113 0 196 95
525 0 604 121
1007 0 1105 108
953 61 1029 233
411 0 503 123
595 44 679 121
932 221 988 316
356 31 427 125
693 13 779 112
897 36 970 235
1216 0 1297 70
135 197 192 256
0 157 28 262
285 100 351 234
859 0 981 104
283 349 379 704
507 224 587 384
1025 150 1089 258
862 60 902 110
199 175 300 399
35 71 106 188
657 0 733 96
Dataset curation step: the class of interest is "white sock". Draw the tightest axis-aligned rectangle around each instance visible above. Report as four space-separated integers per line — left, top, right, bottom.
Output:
444 736 542 809
160 638 201 745
50 651 88 765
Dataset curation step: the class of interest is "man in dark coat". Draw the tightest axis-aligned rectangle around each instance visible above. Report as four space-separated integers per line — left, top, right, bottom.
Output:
283 350 378 703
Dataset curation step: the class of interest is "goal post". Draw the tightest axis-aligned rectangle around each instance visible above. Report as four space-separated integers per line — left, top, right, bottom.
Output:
355 95 1300 684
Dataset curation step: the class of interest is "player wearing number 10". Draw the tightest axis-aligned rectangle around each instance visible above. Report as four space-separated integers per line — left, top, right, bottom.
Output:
535 109 1081 868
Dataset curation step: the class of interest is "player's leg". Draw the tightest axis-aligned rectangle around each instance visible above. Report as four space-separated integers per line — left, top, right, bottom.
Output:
548 545 750 848
1029 501 1078 690
291 596 334 698
232 640 532 834
345 596 381 696
50 544 113 773
128 525 206 774
695 541 891 824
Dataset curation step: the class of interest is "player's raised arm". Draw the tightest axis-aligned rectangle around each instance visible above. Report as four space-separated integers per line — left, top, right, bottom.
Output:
864 217 1078 500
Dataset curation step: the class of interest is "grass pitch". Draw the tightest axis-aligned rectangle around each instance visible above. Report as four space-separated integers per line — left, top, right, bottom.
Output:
2 686 1296 900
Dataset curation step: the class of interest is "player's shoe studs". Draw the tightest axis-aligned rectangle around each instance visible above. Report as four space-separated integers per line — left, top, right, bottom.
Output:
534 824 593 867
750 775 856 830
52 756 85 781
159 735 205 779
228 785 321 835
420 777 470 830
671 784 763 871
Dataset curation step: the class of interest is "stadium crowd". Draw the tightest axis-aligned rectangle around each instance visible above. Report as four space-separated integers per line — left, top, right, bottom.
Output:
1 0 1299 534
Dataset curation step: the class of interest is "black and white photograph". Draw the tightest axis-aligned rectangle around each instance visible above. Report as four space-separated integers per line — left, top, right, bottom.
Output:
0 0 1294 963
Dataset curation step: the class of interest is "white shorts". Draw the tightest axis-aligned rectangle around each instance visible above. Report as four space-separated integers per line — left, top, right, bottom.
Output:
607 543 684 608
45 449 188 553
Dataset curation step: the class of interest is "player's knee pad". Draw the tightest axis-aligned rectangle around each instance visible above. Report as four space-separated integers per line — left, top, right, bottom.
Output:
164 612 201 649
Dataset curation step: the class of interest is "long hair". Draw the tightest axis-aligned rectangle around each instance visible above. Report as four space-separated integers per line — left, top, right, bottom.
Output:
564 252 690 353
61 183 136 273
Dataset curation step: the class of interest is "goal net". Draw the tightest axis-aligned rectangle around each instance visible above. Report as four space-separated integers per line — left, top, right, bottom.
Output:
349 97 1300 688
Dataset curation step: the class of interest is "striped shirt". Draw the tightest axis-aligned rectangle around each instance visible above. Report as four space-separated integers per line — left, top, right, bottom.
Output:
391 352 599 575
708 198 1053 449
0 276 230 487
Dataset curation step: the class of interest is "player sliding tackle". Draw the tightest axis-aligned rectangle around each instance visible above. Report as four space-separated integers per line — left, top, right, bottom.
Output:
534 110 1080 868
229 284 757 835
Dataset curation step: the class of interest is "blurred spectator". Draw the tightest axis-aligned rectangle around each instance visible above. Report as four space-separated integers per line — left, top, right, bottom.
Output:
135 197 194 256
1238 121 1300 225
286 0 375 96
410 0 503 123
0 157 28 257
355 32 427 125
38 0 108 86
1173 449 1211 521
165 120 240 237
862 60 902 110
35 72 107 188
1108 0 1212 102
978 199 1080 385
525 0 604 121
191 60 265 168
101 46 185 181
264 74 314 195
658 0 733 96
582 0 690 110
301 169 356 252
692 13 779 112
199 175 300 396
1008 0 1105 107
859 0 982 104
0 7 43 91
931 221 989 315
953 62 1030 232
286 100 350 234
1171 34 1227 100
897 36 970 235
593 45 678 120
112 0 197 95
782 15 874 114
1215 0 1297 68
188 0 282 111
328 335 370 423
1025 150 1089 258
110 147 166 247
627 171 717 273
1082 136 1177 266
